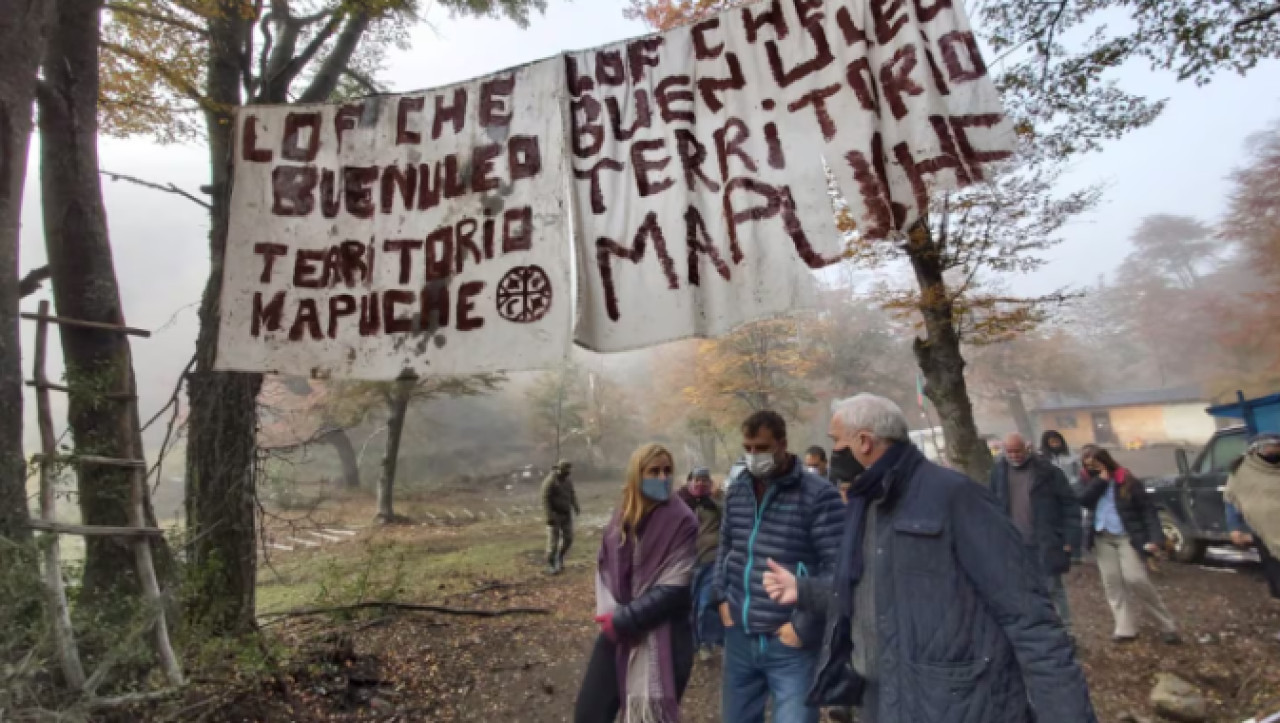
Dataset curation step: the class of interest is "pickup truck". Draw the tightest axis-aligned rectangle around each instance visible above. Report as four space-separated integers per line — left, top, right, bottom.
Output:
1146 391 1280 563
1146 425 1249 563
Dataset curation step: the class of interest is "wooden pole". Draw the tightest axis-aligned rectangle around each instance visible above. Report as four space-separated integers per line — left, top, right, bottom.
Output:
33 300 86 690
27 520 165 536
554 366 565 463
119 348 183 685
19 310 150 337
128 463 183 685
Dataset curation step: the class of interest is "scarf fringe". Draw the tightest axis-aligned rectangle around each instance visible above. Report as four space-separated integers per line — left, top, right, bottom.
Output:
625 695 675 723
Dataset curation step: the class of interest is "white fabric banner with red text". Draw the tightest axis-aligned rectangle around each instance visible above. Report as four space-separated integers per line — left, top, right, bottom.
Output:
568 0 1013 352
214 0 1013 376
214 61 571 379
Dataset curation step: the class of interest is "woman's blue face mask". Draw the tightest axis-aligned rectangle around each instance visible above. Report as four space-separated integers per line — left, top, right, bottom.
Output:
641 477 672 501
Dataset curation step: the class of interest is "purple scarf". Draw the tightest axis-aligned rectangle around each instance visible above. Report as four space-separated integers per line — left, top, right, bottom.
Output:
596 499 697 723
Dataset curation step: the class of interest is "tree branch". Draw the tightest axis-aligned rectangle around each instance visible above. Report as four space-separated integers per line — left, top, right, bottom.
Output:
241 0 263 98
294 7 336 23
1039 0 1069 83
145 354 197 492
19 266 51 299
1235 2 1280 28
258 601 551 625
298 10 372 103
257 10 276 94
271 9 345 96
260 0 302 100
343 66 382 94
100 40 209 106
100 169 212 209
88 688 183 709
105 2 208 35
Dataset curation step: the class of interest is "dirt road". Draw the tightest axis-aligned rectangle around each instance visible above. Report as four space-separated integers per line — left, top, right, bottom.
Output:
174 555 1280 721
122 481 1280 722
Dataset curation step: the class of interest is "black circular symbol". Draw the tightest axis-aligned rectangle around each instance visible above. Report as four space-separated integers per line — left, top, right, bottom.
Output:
496 265 553 324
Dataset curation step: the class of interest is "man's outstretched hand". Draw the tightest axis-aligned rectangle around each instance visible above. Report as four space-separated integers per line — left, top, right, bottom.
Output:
763 559 798 605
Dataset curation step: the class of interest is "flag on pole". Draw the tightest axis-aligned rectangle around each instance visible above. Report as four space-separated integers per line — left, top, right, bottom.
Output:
916 373 926 411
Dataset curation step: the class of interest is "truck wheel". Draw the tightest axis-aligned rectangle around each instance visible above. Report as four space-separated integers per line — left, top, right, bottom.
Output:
1160 511 1205 564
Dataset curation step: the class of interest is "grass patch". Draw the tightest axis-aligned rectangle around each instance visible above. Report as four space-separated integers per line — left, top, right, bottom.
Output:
256 520 547 615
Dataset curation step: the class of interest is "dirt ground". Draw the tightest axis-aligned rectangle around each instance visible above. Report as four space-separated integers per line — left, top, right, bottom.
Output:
122 479 1280 723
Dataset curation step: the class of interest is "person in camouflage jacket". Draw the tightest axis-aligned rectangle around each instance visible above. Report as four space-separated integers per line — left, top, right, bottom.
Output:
542 461 579 574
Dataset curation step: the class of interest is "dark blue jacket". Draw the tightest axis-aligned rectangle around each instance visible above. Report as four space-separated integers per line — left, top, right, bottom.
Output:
712 456 844 646
799 444 1095 723
989 455 1083 575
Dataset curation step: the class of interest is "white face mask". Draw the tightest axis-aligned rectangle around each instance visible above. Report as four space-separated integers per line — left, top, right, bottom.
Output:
746 452 777 479
805 466 819 475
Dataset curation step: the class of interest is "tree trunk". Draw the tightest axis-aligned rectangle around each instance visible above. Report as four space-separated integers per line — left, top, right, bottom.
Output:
906 223 993 482
698 433 716 470
37 0 152 598
0 0 49 623
1003 388 1036 440
184 0 259 635
0 0 49 553
321 428 360 489
375 381 412 524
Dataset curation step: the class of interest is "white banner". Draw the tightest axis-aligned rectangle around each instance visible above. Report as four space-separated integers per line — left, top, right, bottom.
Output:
214 61 571 379
569 0 1013 352
214 0 1014 376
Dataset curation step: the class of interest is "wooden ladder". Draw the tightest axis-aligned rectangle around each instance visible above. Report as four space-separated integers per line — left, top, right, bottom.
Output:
23 299 183 691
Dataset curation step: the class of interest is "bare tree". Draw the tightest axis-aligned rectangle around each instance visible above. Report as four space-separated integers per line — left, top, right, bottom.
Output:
331 373 505 524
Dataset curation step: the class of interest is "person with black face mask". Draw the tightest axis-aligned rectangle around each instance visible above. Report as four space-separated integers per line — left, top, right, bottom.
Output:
824 446 864 723
829 447 866 504
1225 433 1280 602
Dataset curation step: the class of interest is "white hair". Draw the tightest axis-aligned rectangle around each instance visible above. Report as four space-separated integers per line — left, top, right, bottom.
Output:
831 394 910 443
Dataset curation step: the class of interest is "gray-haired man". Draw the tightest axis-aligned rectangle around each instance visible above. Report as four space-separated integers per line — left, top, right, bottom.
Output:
762 394 1095 723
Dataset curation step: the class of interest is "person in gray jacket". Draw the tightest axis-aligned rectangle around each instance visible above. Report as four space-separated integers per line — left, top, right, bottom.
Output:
763 394 1096 723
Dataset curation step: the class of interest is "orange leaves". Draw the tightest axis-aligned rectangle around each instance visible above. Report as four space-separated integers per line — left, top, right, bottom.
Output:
101 0 210 141
678 319 819 425
623 0 741 31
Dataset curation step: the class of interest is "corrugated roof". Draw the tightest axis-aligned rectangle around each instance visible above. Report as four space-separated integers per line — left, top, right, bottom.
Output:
1030 385 1206 413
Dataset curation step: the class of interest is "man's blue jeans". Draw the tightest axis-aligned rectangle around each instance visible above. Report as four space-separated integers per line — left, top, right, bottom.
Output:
721 625 820 723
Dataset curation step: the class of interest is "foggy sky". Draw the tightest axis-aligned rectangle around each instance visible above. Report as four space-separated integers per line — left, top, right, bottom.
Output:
14 0 1280 455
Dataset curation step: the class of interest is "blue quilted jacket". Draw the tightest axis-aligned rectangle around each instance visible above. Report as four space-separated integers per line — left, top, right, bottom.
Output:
712 456 845 645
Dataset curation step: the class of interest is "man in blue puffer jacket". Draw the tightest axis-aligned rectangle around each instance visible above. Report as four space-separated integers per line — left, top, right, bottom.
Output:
712 410 845 723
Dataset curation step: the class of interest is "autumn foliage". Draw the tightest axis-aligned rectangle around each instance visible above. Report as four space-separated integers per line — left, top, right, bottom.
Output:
1212 121 1280 394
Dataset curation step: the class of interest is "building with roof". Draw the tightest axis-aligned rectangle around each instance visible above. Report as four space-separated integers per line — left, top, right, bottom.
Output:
1030 385 1216 448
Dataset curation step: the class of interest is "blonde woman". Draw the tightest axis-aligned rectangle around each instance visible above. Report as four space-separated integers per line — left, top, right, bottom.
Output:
574 444 699 723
